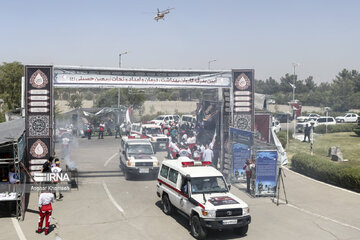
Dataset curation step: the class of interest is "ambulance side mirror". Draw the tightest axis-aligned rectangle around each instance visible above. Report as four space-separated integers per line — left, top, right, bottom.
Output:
228 184 231 190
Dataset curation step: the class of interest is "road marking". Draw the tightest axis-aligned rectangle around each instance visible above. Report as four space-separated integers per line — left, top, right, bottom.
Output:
102 181 124 214
283 166 360 196
104 152 118 167
11 218 27 240
287 203 360 232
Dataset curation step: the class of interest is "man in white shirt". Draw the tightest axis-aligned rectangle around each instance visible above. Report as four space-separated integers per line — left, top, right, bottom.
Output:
51 159 63 200
168 139 180 159
36 190 54 235
8 167 20 184
202 144 214 163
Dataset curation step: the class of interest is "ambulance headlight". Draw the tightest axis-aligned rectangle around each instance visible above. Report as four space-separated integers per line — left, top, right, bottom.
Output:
201 209 216 218
242 207 249 215
153 161 159 167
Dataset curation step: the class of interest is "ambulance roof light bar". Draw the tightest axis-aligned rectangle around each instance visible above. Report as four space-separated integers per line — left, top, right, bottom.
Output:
181 160 212 167
128 135 149 139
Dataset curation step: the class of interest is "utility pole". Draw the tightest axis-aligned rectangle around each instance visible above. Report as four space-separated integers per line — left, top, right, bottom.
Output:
118 51 128 123
292 63 299 102
208 59 216 70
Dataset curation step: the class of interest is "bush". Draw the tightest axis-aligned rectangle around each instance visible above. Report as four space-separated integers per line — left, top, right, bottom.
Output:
354 127 360 136
314 124 357 134
291 153 360 192
275 130 293 149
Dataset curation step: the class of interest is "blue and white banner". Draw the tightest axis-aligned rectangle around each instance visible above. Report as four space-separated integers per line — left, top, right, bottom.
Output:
229 127 253 146
255 151 278 196
233 143 251 181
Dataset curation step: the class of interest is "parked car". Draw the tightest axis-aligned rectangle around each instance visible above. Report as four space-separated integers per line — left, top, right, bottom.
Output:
267 99 276 104
315 116 337 127
296 119 314 133
179 115 196 127
335 113 359 123
274 113 293 123
152 115 180 127
297 113 320 123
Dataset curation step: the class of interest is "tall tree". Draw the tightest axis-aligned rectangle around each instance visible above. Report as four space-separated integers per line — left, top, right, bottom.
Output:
0 62 24 110
330 69 357 111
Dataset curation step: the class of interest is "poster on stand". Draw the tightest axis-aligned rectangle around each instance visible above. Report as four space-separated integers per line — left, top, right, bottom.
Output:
230 127 253 182
233 143 251 181
255 151 278 196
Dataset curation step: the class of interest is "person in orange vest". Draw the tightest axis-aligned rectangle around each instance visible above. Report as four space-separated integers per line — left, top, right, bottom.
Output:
36 190 54 235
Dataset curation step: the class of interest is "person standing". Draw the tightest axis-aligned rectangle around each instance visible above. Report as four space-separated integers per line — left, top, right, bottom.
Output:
303 123 311 143
99 121 105 139
115 123 121 138
202 144 214 164
41 157 53 173
51 159 63 200
36 190 54 235
87 124 92 140
126 122 131 136
61 136 70 160
243 159 255 193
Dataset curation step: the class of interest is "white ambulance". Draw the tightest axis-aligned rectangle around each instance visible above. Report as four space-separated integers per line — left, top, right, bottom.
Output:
156 157 251 239
130 122 169 151
119 136 159 180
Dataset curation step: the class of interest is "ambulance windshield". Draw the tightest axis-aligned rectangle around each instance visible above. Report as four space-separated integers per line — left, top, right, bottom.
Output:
190 176 228 194
144 127 162 135
127 145 153 155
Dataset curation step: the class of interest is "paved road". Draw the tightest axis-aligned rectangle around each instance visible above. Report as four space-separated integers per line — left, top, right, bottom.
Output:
12 137 360 240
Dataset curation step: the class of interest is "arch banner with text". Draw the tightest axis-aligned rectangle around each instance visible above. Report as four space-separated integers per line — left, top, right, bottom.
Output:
24 65 255 178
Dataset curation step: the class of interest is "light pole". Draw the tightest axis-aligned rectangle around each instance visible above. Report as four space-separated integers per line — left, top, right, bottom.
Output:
118 51 128 108
118 51 128 124
292 63 299 102
119 51 128 68
208 59 216 70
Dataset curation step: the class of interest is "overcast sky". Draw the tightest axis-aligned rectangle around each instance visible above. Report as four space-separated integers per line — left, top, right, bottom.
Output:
1 0 359 83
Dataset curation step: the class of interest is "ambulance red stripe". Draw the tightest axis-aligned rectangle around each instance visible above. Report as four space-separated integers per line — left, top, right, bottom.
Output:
157 178 205 209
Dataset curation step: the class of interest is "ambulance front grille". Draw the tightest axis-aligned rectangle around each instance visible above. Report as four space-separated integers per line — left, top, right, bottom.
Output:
216 208 243 217
135 162 153 167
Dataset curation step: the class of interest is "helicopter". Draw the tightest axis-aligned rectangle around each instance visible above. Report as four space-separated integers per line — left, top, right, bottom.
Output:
154 8 174 21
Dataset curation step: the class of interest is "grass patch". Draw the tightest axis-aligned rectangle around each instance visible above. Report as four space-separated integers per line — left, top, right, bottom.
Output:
287 132 360 192
287 132 360 166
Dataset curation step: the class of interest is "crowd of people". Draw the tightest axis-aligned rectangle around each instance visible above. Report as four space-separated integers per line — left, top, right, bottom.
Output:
166 122 216 167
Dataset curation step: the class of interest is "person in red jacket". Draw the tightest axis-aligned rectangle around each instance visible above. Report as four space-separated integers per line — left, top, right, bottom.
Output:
36 190 54 235
243 159 254 193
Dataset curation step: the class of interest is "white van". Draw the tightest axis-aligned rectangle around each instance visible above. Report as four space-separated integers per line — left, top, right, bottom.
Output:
130 122 169 151
157 157 251 239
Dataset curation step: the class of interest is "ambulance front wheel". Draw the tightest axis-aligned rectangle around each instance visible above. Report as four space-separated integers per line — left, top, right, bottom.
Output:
125 170 131 180
191 215 207 240
162 194 173 215
234 224 248 236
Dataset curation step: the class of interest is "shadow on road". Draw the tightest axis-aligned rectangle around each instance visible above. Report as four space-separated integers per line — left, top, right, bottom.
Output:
154 200 247 240
78 170 124 178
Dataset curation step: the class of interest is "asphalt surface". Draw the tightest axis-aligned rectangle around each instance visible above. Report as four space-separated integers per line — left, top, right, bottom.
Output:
4 136 360 239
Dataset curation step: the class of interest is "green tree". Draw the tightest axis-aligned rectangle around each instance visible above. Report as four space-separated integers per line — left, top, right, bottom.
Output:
330 69 358 112
95 88 145 108
0 62 24 110
67 93 83 109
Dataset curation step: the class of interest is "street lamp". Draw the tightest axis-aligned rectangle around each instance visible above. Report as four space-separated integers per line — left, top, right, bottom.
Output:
119 51 128 68
208 59 216 70
118 51 128 125
292 63 300 102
